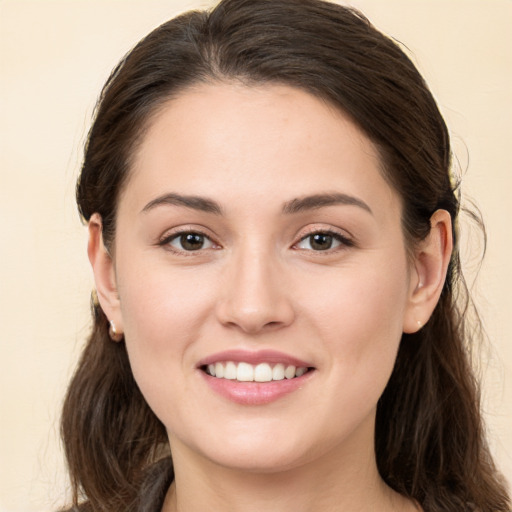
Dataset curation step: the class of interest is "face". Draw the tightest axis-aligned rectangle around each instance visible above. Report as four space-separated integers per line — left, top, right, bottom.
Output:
101 83 421 473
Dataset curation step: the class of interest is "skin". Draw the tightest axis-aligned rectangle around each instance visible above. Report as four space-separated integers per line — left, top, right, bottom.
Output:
89 83 452 512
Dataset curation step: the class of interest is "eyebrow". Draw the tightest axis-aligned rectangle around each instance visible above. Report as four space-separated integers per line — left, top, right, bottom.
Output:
141 191 372 216
282 193 373 215
142 193 223 215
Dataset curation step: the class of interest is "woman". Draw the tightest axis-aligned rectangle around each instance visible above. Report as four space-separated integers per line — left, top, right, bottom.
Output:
61 0 511 510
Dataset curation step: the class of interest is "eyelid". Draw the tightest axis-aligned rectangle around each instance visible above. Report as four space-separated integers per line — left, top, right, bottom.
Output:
158 226 221 253
292 225 355 251
156 224 354 254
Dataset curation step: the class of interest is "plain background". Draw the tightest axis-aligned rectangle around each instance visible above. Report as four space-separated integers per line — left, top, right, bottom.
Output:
0 0 511 510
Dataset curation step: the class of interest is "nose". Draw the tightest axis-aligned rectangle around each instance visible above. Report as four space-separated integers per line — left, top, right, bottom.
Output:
215 246 295 334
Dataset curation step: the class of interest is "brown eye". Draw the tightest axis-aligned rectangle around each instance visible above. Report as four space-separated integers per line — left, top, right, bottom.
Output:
296 231 352 251
309 233 334 250
166 232 214 251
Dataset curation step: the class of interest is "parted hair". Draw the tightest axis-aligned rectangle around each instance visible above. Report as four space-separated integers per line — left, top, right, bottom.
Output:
62 0 511 510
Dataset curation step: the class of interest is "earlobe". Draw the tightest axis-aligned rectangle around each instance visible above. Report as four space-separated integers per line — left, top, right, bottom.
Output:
403 209 453 334
88 214 123 338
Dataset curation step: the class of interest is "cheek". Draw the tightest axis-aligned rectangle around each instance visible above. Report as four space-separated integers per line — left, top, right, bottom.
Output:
307 254 408 336
303 254 410 393
114 263 218 429
114 260 218 396
118 260 213 342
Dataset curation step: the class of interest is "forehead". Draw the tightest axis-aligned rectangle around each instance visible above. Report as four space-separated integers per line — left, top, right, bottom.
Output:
122 82 399 219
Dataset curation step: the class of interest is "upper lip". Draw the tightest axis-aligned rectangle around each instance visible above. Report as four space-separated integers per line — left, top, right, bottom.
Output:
197 349 313 368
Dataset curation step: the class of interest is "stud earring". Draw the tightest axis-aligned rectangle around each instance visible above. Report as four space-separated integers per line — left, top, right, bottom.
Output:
416 320 423 329
109 320 124 342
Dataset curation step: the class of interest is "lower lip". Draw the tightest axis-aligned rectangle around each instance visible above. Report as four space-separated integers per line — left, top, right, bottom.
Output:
200 370 314 405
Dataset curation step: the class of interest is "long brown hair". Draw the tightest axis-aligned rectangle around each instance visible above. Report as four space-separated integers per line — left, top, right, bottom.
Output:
62 0 510 510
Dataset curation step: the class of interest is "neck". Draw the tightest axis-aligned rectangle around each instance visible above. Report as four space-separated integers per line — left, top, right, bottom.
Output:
162 418 417 512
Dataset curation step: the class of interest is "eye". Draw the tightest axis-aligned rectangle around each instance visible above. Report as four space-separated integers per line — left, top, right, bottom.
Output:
163 231 216 252
295 231 352 251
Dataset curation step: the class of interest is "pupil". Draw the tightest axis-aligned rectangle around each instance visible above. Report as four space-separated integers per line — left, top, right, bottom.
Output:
181 233 204 250
311 233 332 250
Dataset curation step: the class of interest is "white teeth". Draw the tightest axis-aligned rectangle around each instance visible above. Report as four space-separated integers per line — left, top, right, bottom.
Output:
272 363 285 380
237 362 254 381
295 367 307 377
214 362 224 378
254 363 272 382
284 365 296 379
205 361 309 382
224 361 237 380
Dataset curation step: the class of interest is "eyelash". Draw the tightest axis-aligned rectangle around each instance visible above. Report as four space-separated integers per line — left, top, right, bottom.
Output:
294 229 354 253
158 227 354 255
158 228 219 255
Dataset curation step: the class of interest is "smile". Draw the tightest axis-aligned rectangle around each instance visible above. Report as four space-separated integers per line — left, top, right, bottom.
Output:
205 361 309 382
198 350 315 404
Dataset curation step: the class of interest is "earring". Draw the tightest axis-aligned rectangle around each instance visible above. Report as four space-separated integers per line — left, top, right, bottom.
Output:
416 320 423 329
91 289 99 307
109 320 124 342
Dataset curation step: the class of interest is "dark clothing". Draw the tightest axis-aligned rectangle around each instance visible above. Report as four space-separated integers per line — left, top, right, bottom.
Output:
64 457 174 512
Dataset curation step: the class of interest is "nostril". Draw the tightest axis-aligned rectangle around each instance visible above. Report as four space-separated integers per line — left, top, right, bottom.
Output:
214 269 295 333
264 321 282 328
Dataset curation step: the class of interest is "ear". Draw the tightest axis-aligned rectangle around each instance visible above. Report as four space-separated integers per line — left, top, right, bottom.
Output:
88 213 123 338
403 209 453 334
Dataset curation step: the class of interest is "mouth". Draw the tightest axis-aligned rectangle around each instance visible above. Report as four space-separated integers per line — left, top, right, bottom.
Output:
197 350 316 404
201 361 313 382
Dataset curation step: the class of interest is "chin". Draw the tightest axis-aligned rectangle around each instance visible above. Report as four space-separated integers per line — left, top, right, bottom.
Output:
207 445 313 474
171 419 352 476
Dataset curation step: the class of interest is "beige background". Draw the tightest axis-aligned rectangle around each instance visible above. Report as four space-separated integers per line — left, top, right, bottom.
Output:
0 0 510 510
